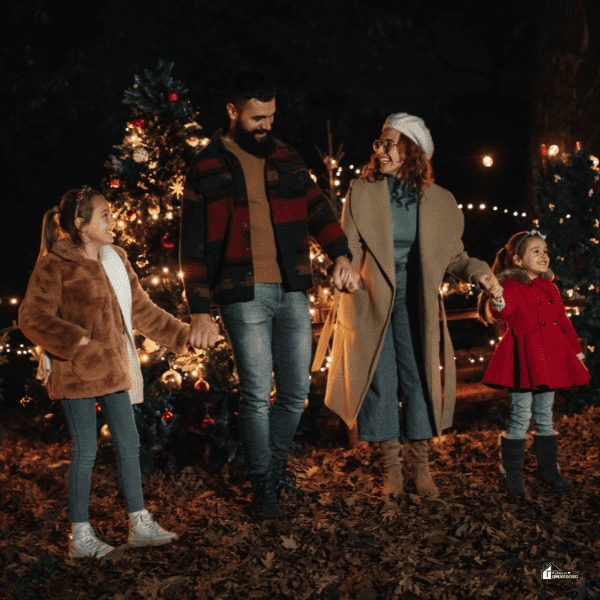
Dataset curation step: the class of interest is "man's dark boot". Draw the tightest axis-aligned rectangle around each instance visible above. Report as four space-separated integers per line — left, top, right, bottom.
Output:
272 459 303 500
533 433 571 493
248 472 286 521
500 434 526 496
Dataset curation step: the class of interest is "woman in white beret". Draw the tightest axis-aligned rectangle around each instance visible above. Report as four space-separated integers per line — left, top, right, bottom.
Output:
315 113 502 497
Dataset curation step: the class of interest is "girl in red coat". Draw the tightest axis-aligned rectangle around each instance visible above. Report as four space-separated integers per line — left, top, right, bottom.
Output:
19 187 191 558
478 230 590 496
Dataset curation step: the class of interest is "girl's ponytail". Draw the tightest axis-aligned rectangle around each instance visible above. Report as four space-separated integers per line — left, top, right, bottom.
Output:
37 187 98 261
38 206 61 259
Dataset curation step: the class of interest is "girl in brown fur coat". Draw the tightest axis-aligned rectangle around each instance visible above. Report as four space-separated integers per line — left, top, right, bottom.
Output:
19 187 191 559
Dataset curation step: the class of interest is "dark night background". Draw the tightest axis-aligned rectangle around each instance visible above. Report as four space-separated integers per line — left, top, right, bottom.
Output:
1 0 599 328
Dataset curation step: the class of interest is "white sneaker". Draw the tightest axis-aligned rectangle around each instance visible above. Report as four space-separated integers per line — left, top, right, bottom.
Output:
128 509 178 547
68 524 115 559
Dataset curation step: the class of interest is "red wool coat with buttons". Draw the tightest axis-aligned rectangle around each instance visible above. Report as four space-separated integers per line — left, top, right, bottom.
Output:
482 267 590 390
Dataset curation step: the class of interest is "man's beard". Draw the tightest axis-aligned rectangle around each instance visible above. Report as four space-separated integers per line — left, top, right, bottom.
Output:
233 124 275 158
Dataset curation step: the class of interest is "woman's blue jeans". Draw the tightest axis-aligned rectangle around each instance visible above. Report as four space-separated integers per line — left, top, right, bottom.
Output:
507 389 555 439
219 284 312 477
62 391 144 522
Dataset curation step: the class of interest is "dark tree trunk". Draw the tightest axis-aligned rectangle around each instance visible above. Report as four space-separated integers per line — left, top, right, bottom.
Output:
527 0 600 216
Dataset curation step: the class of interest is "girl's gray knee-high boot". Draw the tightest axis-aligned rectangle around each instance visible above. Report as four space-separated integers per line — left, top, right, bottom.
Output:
500 434 526 496
533 433 571 493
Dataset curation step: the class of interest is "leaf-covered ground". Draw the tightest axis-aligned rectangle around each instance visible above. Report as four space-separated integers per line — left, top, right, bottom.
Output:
1 406 599 600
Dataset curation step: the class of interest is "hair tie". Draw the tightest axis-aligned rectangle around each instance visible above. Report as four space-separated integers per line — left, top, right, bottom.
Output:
75 185 90 219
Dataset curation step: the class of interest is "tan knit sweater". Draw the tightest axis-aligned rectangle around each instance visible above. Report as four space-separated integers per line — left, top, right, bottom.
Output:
222 136 282 283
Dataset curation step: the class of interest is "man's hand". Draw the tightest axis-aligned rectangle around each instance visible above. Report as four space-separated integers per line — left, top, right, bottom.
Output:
189 313 220 350
329 256 360 293
479 271 503 299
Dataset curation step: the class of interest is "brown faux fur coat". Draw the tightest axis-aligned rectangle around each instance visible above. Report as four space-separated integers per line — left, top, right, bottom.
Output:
19 239 190 401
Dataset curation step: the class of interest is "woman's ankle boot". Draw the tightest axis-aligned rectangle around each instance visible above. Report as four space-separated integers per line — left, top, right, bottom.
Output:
410 439 439 497
533 433 571 493
380 438 404 497
500 434 527 496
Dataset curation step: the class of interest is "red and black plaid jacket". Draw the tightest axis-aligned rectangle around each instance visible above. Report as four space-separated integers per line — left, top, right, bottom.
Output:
180 131 351 314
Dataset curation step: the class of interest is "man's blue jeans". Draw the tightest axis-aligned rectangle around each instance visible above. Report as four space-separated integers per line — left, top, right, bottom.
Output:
507 389 556 439
219 284 312 477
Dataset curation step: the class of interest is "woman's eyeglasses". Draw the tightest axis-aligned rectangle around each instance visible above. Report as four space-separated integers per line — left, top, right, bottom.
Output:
373 139 399 152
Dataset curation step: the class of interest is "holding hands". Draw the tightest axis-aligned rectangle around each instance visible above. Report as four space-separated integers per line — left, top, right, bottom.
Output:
329 256 361 293
479 271 503 299
189 313 220 350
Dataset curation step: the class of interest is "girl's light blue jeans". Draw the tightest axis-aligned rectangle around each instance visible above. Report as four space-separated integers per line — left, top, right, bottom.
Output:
62 391 144 522
507 389 555 439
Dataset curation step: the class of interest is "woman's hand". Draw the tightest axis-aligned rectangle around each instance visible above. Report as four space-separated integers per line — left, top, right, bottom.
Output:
479 272 503 299
330 256 360 293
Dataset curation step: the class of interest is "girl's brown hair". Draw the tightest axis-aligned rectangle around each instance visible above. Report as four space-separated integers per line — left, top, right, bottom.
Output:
38 187 98 259
360 134 434 197
477 231 544 325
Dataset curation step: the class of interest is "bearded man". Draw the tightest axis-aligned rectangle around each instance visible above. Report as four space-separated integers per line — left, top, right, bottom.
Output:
179 72 358 520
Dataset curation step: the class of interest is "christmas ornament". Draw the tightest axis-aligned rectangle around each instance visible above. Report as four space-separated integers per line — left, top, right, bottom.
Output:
160 369 182 389
132 118 146 128
194 379 210 393
133 148 149 163
143 338 160 353
126 210 137 222
110 178 122 188
161 409 174 423
161 235 175 249
169 92 179 102
169 180 184 198
202 417 215 429
136 254 149 269
95 402 101 413
100 423 112 441
148 205 160 217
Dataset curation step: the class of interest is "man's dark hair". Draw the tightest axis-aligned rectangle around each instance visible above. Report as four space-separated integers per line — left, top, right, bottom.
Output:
226 71 276 107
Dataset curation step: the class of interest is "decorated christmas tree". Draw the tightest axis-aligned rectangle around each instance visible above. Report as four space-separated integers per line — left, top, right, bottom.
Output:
100 61 246 471
535 146 600 412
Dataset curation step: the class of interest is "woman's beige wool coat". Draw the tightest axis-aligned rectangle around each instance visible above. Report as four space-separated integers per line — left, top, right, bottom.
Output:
315 178 490 437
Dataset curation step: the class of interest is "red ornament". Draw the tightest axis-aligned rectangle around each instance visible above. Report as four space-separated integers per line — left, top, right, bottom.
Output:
202 417 215 429
161 235 175 249
161 409 174 423
110 178 122 188
95 402 101 413
169 92 179 102
194 379 210 393
540 144 547 157
133 118 146 128
126 210 137 222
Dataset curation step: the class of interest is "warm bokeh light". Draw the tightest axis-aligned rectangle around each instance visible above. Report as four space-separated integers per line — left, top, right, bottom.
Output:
483 156 493 167
548 144 559 156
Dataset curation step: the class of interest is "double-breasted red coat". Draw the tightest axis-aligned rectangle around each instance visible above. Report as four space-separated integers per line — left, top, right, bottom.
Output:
482 267 590 390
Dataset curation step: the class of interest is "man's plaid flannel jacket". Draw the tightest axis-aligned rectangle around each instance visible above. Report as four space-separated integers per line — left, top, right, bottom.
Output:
180 130 351 314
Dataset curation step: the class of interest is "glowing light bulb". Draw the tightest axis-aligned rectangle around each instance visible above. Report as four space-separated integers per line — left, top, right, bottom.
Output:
152 277 159 285
548 145 559 156
479 204 485 210
483 156 493 167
